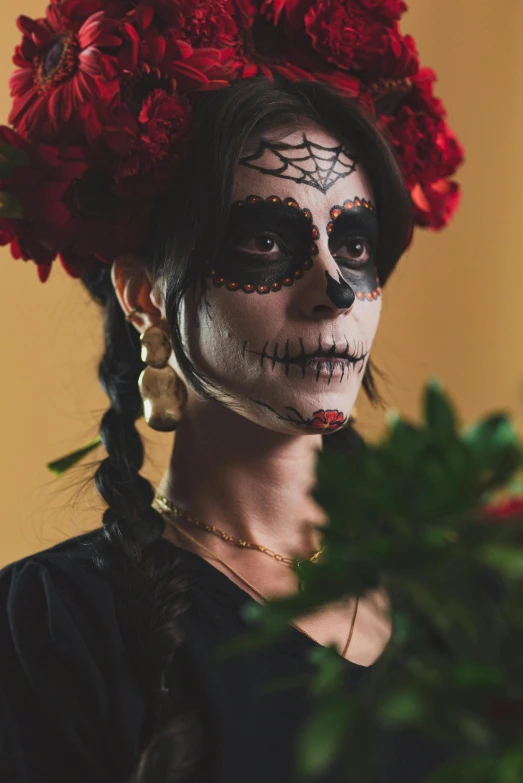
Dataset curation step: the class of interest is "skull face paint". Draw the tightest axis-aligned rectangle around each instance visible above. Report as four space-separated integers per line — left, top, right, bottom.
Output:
177 125 382 436
327 198 380 301
208 195 319 295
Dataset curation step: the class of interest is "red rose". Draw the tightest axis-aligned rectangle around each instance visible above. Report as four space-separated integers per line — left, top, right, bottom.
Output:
9 1 123 143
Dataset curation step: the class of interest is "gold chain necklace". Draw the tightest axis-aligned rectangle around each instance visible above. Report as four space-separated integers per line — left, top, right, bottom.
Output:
155 494 326 566
154 495 359 659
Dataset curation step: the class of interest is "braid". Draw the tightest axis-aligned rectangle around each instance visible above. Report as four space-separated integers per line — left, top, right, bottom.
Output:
94 279 163 556
80 265 205 782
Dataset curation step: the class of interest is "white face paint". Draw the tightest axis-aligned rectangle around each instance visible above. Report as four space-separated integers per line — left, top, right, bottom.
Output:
176 124 382 435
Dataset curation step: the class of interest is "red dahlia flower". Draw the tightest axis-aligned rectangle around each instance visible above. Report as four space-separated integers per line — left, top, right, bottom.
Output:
9 0 122 143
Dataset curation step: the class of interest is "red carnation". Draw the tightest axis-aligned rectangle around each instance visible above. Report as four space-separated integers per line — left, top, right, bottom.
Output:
175 0 241 49
9 0 123 143
262 0 405 26
380 68 464 229
105 89 192 195
360 0 406 19
304 0 418 78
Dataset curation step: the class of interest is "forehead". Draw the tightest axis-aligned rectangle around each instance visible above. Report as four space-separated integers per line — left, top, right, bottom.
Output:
232 125 374 215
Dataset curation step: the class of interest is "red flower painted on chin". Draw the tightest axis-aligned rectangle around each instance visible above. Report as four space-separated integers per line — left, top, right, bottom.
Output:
311 409 345 431
9 1 122 143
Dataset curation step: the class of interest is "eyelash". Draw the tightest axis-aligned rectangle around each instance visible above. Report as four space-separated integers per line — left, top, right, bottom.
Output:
332 236 372 266
236 231 292 258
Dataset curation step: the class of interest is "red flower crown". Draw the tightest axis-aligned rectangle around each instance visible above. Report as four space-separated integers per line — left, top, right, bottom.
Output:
0 0 464 282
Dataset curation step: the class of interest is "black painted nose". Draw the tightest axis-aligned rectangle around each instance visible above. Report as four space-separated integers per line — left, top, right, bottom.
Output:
325 270 355 310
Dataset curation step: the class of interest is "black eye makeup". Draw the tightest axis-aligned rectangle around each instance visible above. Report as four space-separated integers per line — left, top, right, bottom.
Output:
209 195 318 294
327 198 381 301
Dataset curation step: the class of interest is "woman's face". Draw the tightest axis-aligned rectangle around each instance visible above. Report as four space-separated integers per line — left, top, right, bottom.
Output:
177 123 382 435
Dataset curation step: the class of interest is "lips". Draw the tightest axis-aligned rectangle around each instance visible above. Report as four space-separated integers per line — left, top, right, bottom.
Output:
245 337 368 377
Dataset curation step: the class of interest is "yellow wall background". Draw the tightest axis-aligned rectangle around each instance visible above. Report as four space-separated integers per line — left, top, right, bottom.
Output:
2 1 523 565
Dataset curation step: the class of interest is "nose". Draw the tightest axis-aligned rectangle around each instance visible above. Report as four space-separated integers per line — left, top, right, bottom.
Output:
296 245 355 321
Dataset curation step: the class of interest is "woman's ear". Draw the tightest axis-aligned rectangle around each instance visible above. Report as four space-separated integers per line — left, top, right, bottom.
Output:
111 254 168 333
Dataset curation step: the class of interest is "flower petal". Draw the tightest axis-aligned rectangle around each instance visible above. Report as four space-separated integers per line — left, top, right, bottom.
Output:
78 11 105 48
78 46 106 78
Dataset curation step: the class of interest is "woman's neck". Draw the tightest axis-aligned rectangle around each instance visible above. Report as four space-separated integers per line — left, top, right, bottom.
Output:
156 398 328 562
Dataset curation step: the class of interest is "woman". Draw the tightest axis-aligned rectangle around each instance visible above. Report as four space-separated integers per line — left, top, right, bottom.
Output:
0 2 463 782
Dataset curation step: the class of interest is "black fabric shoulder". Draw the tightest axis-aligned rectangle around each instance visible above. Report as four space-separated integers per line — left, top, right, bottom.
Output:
0 531 145 783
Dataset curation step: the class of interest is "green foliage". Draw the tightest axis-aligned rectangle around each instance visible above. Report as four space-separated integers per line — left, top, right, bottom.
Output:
0 143 29 178
46 435 102 476
0 191 23 219
46 379 523 781
219 381 523 781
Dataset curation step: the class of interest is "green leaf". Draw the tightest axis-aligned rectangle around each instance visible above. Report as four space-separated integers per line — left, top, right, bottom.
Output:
453 663 503 689
0 143 29 177
0 191 23 219
307 645 346 696
499 747 523 783
46 436 102 476
295 697 353 777
463 415 520 464
478 544 523 578
424 379 458 437
379 686 426 725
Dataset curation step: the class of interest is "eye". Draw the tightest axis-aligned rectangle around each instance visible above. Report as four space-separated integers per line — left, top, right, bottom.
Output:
333 236 371 265
236 232 290 256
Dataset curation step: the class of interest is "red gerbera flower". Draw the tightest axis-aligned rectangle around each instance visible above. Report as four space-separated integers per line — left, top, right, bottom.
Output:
311 410 345 430
9 0 122 143
0 125 90 279
0 124 149 280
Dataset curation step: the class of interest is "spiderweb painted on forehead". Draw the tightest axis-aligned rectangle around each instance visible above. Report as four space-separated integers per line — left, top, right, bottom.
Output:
239 133 357 194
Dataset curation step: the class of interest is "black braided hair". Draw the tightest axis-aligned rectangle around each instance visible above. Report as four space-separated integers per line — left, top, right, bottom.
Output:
80 264 206 781
79 78 412 782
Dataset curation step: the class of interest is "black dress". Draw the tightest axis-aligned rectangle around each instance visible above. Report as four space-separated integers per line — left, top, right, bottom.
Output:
0 529 457 783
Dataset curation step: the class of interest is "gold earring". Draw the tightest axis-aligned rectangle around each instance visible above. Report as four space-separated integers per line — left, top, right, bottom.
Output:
138 326 187 431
